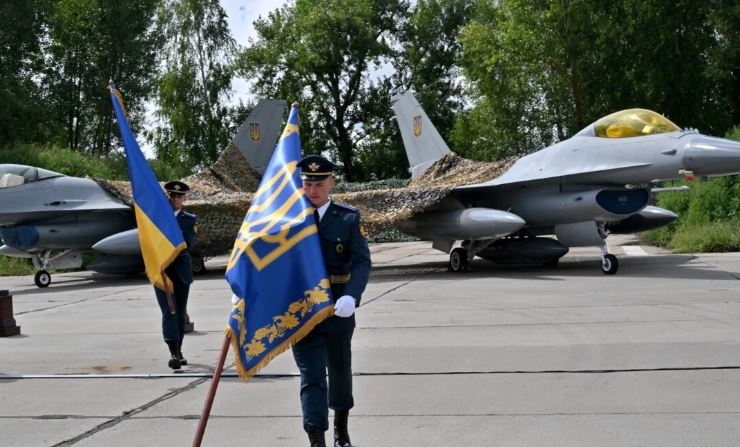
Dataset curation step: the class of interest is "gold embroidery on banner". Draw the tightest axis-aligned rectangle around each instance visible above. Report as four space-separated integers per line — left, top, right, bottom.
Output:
233 278 332 361
226 158 319 272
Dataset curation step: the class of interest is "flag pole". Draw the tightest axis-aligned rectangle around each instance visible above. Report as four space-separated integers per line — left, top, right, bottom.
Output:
192 332 231 447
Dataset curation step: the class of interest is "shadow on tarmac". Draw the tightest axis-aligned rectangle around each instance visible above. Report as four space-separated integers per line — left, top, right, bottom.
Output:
5 252 735 295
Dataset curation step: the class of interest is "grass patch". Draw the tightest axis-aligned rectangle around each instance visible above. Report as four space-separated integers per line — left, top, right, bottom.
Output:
0 257 35 276
667 220 740 253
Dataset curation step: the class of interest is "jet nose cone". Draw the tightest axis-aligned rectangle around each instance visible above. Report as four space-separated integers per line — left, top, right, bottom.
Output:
683 134 740 177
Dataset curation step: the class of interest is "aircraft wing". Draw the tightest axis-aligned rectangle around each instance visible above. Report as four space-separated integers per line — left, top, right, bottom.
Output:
454 161 652 196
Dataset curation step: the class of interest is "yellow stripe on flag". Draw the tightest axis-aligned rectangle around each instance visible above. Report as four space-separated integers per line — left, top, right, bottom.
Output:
134 205 186 292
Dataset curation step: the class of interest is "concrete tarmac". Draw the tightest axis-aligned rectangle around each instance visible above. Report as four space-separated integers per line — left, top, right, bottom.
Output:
2 236 740 446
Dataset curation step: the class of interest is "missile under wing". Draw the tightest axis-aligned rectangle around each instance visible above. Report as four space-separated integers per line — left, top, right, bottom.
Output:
0 99 286 287
390 90 740 274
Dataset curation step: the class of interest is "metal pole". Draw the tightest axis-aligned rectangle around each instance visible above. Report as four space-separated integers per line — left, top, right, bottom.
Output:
192 332 231 447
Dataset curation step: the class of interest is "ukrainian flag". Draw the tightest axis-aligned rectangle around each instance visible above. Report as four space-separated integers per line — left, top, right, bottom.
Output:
225 103 332 380
109 82 186 293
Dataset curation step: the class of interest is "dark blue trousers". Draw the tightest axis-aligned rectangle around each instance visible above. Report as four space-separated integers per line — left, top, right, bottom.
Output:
292 325 354 432
154 279 190 342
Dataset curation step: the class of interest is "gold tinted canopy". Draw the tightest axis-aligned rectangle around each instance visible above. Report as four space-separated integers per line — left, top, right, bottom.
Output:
593 109 679 138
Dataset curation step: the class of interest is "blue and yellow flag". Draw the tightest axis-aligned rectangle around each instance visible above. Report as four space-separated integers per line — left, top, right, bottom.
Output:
225 103 332 380
109 82 186 293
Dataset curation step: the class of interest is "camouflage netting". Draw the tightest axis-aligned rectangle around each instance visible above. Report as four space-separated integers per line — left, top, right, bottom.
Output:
182 143 262 195
94 151 518 252
408 153 517 188
336 153 516 238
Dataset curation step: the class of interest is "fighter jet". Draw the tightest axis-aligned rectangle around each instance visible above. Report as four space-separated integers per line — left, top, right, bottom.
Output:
390 90 740 274
0 99 286 287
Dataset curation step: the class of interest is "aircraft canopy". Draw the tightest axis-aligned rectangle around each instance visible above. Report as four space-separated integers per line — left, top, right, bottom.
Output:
0 164 63 188
579 108 680 138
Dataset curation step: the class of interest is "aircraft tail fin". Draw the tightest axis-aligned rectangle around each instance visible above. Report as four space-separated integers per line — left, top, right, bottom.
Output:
391 90 452 178
232 99 287 175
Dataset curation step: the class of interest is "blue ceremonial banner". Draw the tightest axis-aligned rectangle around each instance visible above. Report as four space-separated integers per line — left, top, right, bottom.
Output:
109 82 186 293
225 103 332 380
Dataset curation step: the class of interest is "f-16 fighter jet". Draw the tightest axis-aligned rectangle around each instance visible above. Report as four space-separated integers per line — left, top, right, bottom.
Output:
390 91 740 274
0 99 286 287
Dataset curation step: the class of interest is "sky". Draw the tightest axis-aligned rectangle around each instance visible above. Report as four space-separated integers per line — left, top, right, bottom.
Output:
220 0 281 104
141 1 280 157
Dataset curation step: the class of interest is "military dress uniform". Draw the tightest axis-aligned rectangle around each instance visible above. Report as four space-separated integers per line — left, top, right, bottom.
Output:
292 156 372 447
155 181 197 370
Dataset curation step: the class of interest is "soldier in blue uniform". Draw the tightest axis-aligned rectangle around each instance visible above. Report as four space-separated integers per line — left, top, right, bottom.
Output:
156 180 197 370
292 155 372 447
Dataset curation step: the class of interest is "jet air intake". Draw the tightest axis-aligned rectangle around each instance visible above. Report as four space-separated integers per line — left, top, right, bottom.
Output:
397 208 525 240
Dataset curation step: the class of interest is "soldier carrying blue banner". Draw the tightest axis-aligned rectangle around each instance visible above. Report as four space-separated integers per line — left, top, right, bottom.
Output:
293 154 371 447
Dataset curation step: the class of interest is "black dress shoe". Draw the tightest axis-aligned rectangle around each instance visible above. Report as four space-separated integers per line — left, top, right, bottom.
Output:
334 435 351 447
334 410 351 447
168 355 181 370
307 429 326 447
176 352 187 366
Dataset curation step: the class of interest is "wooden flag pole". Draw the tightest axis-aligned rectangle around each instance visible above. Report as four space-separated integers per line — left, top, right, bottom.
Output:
192 332 231 447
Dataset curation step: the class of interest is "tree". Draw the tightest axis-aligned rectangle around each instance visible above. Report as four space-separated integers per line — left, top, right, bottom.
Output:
46 0 160 155
394 0 480 145
458 0 739 161
238 0 409 181
0 0 59 147
151 0 238 170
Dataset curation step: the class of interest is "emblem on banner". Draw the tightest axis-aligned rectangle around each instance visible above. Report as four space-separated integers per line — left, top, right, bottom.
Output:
249 122 261 142
413 115 422 137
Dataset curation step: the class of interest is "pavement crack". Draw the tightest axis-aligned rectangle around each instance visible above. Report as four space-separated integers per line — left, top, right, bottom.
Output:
49 377 209 446
361 281 413 307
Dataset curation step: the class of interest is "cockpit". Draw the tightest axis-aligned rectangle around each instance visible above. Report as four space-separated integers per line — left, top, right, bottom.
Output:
0 164 64 189
577 108 680 138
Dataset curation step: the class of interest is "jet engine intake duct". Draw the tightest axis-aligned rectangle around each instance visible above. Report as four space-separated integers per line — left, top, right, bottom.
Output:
595 189 649 216
398 207 525 240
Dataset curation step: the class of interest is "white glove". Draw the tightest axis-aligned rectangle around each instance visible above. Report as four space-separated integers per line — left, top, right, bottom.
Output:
334 295 356 318
230 294 240 305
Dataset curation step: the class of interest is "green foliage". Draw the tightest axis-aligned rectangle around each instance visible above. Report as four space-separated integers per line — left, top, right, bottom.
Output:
151 0 238 171
0 0 60 147
238 0 408 181
0 257 35 276
45 0 161 154
0 143 185 181
458 0 740 161
663 220 740 253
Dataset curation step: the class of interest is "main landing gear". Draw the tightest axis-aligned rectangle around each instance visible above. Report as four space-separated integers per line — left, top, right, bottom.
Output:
449 247 469 272
448 240 496 273
598 223 619 275
30 248 83 288
34 270 51 288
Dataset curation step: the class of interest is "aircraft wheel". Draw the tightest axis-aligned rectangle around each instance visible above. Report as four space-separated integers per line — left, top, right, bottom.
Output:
34 270 52 288
449 248 469 272
601 254 619 275
191 256 206 275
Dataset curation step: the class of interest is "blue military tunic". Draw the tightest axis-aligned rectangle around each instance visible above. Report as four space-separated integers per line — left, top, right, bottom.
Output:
316 201 371 331
155 208 197 342
292 200 371 432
